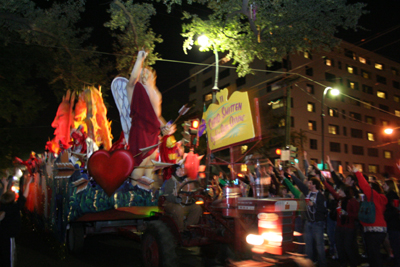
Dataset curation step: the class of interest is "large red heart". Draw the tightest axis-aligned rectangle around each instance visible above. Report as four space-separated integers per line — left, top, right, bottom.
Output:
88 149 134 197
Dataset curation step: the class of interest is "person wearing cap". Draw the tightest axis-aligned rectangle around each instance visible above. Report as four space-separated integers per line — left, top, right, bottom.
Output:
163 164 202 234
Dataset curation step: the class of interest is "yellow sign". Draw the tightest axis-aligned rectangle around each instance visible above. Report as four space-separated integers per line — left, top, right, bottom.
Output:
203 89 255 150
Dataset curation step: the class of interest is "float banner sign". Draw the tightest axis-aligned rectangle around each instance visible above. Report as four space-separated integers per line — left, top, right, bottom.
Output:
203 89 255 150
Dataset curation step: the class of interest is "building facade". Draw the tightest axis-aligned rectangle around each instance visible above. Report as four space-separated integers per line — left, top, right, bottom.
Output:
188 41 400 178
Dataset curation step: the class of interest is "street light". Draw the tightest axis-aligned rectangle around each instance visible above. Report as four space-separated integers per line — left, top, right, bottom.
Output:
321 87 340 169
197 35 219 103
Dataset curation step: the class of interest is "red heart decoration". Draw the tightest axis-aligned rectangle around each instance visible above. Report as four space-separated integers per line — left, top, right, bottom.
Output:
88 149 134 197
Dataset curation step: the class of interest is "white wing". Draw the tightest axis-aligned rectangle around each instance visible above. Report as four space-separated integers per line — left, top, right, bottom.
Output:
111 77 132 143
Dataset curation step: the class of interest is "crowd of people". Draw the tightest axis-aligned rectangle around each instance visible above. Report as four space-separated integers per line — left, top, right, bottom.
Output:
205 151 400 267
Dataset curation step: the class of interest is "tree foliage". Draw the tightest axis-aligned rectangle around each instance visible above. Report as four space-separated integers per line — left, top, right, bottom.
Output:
179 0 367 76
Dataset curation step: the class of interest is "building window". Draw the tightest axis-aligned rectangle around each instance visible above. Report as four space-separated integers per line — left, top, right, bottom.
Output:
189 86 196 93
363 101 373 109
343 126 347 136
204 93 212 102
271 99 284 109
325 58 334 66
367 132 375 141
338 61 342 69
304 52 312 59
375 63 384 70
308 121 317 131
393 81 400 89
369 165 379 173
291 116 294 127
394 95 400 102
365 116 376 125
266 61 283 71
203 77 212 87
305 66 313 76
391 67 399 76
349 96 361 106
330 142 341 152
236 77 246 88
328 108 339 117
353 163 364 172
367 148 379 157
342 110 346 119
328 125 339 135
352 145 364 155
384 150 392 159
219 68 230 79
379 104 389 112
351 128 363 138
347 80 359 90
306 84 314 94
347 65 358 75
381 120 389 127
361 69 370 79
307 102 315 112
359 57 370 64
325 72 336 83
377 75 387 84
350 112 362 121
362 84 373 94
395 110 400 117
345 49 356 60
344 144 348 153
377 90 387 99
310 139 317 150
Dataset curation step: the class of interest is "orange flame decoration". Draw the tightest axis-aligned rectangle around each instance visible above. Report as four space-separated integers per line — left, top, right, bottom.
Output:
51 90 75 149
47 87 113 154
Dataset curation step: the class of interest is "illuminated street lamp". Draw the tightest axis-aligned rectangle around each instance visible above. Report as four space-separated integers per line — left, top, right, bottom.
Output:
384 128 394 135
321 87 340 169
197 35 219 103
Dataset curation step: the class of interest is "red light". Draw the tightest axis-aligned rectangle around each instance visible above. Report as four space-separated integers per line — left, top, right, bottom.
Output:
191 120 199 129
275 148 281 155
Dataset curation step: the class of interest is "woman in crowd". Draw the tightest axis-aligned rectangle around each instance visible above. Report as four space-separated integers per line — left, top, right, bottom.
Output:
348 165 388 267
321 175 360 267
383 179 400 267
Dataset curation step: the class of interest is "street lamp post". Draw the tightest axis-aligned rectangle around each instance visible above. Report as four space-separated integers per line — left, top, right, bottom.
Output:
198 35 219 103
321 87 340 169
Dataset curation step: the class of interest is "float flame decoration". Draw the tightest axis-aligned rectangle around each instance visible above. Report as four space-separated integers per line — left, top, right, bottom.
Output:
51 90 75 149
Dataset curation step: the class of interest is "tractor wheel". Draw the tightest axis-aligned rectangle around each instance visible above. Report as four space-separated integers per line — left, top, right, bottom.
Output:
66 223 85 253
142 220 177 267
201 243 235 266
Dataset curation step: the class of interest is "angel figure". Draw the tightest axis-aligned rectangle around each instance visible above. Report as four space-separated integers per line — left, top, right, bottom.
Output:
111 50 173 190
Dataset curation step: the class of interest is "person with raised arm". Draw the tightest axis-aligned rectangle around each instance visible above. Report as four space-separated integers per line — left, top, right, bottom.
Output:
348 165 387 267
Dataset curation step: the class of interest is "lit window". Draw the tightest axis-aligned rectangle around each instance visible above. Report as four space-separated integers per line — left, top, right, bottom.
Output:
271 101 284 109
395 110 400 117
350 82 356 89
382 120 389 126
359 57 366 64
304 52 311 59
367 133 375 141
347 66 354 74
375 63 383 70
377 91 387 99
204 93 212 102
368 165 378 173
307 102 315 112
329 108 338 117
306 84 314 94
394 96 400 102
366 116 375 125
325 59 332 66
328 125 339 135
279 118 286 127
362 70 370 79
392 67 399 76
353 163 363 172
308 121 316 131
384 151 392 159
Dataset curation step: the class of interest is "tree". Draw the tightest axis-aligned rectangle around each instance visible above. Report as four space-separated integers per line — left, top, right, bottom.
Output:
179 0 366 76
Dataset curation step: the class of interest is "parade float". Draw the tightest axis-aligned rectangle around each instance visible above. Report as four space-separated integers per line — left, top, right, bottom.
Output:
13 53 202 252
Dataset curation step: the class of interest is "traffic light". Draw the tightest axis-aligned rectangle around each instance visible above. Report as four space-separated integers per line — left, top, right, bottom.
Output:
189 119 200 147
275 148 282 155
181 121 191 147
289 145 298 164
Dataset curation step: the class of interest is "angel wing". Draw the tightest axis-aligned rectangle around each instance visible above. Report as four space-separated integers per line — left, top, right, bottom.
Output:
111 77 132 143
